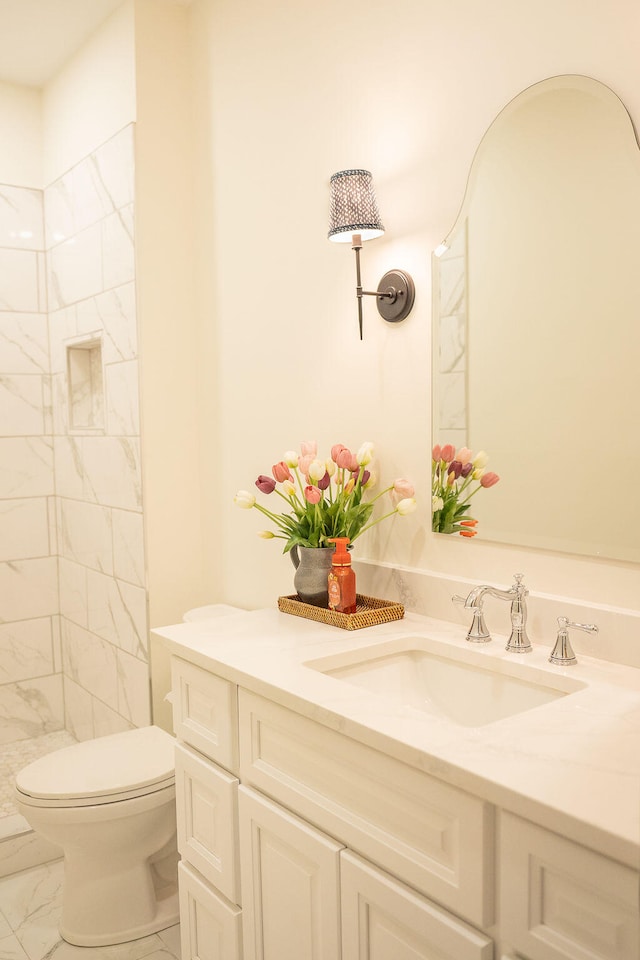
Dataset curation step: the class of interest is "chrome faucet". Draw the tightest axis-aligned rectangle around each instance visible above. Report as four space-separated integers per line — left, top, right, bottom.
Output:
453 573 532 653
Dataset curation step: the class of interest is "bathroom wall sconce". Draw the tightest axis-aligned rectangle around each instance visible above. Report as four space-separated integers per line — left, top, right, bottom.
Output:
328 169 415 340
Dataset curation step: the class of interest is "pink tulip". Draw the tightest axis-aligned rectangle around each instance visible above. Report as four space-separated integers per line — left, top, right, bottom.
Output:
432 444 441 461
440 444 455 463
331 443 347 462
393 478 414 498
456 447 473 465
300 441 317 458
336 448 354 469
255 475 276 494
298 455 313 476
480 471 500 488
304 485 321 504
272 461 293 483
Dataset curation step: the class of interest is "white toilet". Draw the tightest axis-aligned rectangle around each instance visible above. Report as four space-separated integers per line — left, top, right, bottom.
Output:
15 725 179 947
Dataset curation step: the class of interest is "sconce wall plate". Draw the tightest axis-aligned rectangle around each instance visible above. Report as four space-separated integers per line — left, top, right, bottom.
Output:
376 270 415 323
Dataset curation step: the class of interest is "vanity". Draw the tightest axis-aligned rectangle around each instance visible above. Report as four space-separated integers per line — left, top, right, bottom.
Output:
153 606 640 960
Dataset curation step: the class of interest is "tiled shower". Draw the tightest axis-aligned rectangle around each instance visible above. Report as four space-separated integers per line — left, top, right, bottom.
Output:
0 124 150 840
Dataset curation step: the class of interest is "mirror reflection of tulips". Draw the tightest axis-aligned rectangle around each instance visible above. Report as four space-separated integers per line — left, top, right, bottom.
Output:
234 440 417 553
431 444 500 536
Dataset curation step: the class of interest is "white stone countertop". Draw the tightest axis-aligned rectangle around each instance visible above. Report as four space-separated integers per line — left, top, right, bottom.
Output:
154 607 640 870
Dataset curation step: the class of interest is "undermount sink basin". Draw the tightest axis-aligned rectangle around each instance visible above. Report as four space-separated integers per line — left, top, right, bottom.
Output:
305 636 586 727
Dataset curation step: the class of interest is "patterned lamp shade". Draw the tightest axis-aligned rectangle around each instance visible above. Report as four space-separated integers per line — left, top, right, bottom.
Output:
328 169 385 243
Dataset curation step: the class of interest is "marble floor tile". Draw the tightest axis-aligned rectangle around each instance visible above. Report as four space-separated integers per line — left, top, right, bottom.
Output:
0 731 77 818
0 933 29 959
0 861 180 960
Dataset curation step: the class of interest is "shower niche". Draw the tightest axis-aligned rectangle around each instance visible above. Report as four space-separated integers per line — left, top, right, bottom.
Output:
66 336 105 432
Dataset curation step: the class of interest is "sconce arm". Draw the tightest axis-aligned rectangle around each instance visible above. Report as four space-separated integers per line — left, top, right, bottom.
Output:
349 234 415 340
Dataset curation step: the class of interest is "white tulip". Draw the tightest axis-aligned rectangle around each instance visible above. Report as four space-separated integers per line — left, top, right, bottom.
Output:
356 441 375 466
234 490 256 509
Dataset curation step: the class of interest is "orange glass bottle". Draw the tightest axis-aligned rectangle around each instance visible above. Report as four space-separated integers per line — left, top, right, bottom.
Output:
327 537 356 614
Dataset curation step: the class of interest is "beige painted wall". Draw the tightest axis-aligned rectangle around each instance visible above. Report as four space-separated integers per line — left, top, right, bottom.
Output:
134 0 207 730
42 0 136 183
1 2 135 190
186 0 640 613
134 0 204 630
0 82 42 187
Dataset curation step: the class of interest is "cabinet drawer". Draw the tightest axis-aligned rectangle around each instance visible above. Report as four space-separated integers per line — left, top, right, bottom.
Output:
238 689 494 927
172 657 238 771
175 743 240 904
341 850 493 960
178 862 242 960
499 811 640 960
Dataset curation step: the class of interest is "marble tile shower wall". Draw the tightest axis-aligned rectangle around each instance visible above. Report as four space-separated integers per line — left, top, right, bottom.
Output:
435 225 467 449
46 124 150 741
0 185 60 745
0 124 149 749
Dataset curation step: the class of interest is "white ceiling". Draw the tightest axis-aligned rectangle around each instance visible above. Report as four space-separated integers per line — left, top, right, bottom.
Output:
0 0 125 88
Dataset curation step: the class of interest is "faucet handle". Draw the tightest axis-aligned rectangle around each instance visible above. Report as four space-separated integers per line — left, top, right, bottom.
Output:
451 594 491 643
549 616 599 666
512 573 527 592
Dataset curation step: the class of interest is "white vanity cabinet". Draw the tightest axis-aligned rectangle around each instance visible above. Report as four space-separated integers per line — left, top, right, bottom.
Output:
172 658 243 960
237 689 494 928
339 849 493 960
499 812 639 960
169 651 639 960
171 656 493 960
178 861 242 960
238 783 493 960
237 784 342 960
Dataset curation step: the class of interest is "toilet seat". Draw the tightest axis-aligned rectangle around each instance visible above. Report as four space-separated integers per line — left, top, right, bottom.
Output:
15 726 176 808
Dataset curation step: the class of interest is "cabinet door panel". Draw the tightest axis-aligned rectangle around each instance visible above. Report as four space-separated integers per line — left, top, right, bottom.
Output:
175 742 240 904
500 812 639 960
340 850 493 960
238 785 343 960
178 862 242 960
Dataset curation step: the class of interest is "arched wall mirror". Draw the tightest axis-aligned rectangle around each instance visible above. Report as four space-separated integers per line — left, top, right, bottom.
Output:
432 75 640 562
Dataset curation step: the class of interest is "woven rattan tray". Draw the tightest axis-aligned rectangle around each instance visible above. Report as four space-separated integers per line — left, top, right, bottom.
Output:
277 593 404 630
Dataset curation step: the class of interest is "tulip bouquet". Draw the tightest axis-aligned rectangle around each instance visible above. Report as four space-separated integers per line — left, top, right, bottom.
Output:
234 440 417 552
432 444 500 536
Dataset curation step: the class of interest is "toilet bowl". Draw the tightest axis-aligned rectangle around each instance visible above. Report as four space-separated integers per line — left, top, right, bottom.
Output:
15 725 179 947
